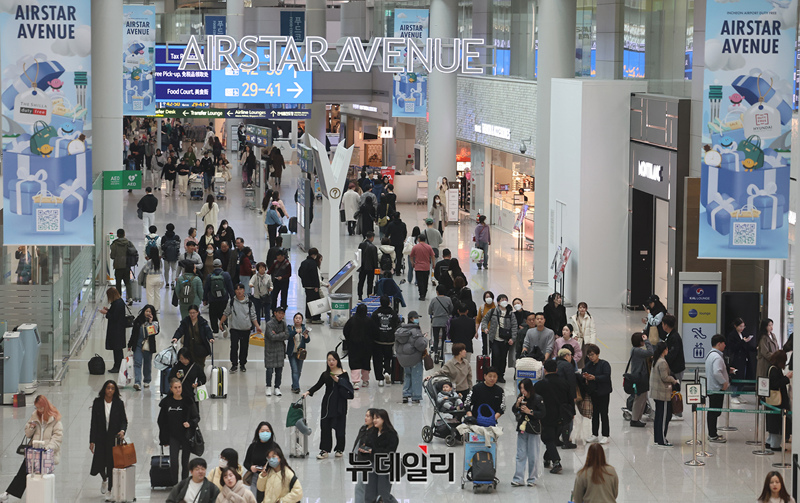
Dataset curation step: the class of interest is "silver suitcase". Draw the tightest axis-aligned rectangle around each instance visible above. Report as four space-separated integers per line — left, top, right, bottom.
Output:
289 396 309 458
112 465 136 502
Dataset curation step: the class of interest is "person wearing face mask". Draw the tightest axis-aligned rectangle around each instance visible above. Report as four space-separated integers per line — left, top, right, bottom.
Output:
509 298 530 368
206 448 244 491
481 294 516 383
476 291 496 357
394 311 429 404
242 422 278 494
256 446 303 502
198 224 217 263
429 194 446 233
216 466 256 503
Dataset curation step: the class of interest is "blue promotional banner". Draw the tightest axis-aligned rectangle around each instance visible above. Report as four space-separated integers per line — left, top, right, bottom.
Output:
123 5 156 116
280 11 305 42
205 15 227 36
1 0 93 246
699 0 796 259
392 9 428 118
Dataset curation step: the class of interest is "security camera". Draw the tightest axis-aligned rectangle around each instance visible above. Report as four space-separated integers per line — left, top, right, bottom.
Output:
520 137 532 155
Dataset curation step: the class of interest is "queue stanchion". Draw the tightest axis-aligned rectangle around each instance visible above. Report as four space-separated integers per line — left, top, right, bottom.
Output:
753 400 775 456
746 396 762 445
697 394 713 458
685 402 705 467
718 392 738 432
773 409 791 468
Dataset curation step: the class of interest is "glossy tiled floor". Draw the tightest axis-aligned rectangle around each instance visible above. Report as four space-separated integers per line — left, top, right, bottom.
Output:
0 160 785 502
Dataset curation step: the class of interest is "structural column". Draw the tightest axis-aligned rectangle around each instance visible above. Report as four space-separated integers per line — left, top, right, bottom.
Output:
92 0 123 239
341 2 367 41
510 0 534 79
533 0 576 288
226 0 245 40
595 0 624 79
306 0 327 144
427 0 458 204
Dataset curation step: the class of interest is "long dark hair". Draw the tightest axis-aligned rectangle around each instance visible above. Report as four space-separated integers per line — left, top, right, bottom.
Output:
652 341 668 368
147 246 161 271
579 443 612 485
518 378 535 398
135 304 159 326
206 194 215 210
219 448 241 484
326 351 344 371
267 444 293 482
373 409 396 435
97 380 121 401
758 471 791 503
759 318 774 340
250 421 277 448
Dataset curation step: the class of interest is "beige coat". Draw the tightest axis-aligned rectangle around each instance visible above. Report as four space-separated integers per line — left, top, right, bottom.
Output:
570 313 596 346
206 464 245 491
649 358 677 402
216 479 257 503
256 467 303 503
430 357 473 392
757 332 779 378
24 411 64 464
197 202 220 232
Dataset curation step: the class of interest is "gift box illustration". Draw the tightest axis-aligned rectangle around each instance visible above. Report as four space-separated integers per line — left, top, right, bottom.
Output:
706 193 736 236
1 57 64 111
701 160 790 212
32 190 64 234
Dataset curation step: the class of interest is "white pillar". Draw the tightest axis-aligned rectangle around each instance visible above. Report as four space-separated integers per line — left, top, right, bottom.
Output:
92 0 124 240
226 0 245 40
595 0 624 79
341 2 367 40
533 0 576 288
305 0 327 144
427 0 458 204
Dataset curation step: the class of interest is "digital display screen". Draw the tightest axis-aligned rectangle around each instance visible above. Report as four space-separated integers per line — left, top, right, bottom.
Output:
328 261 355 289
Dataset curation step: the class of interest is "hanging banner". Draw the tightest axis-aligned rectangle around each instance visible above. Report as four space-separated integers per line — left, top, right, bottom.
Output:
1 0 93 246
205 15 227 36
699 0 796 259
123 5 156 116
280 11 305 42
392 9 428 118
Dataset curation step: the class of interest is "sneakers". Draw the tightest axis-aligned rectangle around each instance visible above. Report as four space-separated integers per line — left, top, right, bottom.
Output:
274 387 282 396
354 382 361 390
543 460 551 468
143 382 150 388
384 373 392 383
527 482 536 487
335 451 343 458
599 437 610 444
657 442 674 448
511 481 524 487
586 436 599 443
708 435 727 443
0 491 8 502
317 451 329 459
549 463 563 474
403 397 409 404
241 365 247 372
672 414 684 421
562 442 578 449
292 388 301 394
101 479 108 495
266 388 272 396
730 397 742 404
230 366 238 374
362 381 369 387
630 420 646 428
378 380 385 387
412 399 421 404
133 384 141 391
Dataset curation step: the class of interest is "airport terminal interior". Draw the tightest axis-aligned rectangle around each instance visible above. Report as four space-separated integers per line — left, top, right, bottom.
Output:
0 0 799 502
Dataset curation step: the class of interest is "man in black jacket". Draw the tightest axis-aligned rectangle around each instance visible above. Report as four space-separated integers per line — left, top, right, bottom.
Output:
357 232 379 300
165 458 219 503
137 187 159 236
464 367 505 420
433 248 454 292
371 296 400 386
385 212 407 275
534 360 570 474
448 302 476 359
199 150 214 190
661 314 685 418
298 248 322 323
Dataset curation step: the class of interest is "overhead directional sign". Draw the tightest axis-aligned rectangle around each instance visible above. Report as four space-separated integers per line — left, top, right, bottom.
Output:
267 108 311 119
155 107 312 119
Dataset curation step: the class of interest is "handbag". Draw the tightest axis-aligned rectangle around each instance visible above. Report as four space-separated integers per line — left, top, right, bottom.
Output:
243 470 254 486
137 268 146 287
16 436 32 455
286 398 305 427
648 325 660 346
30 120 57 156
278 224 288 234
340 208 346 223
88 353 106 375
296 347 308 361
137 208 143 220
187 428 205 456
423 350 434 371
195 384 209 401
112 438 137 469
578 395 593 419
671 391 684 415
476 403 497 427
124 305 135 328
766 366 782 406
737 134 765 170
622 351 636 395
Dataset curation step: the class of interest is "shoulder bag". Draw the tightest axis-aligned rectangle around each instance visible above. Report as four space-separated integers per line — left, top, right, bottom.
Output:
622 351 636 395
112 438 137 469
766 366 782 406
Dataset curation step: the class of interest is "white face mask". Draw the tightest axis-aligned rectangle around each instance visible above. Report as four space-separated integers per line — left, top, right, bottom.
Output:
484 298 493 305
219 459 227 469
499 301 509 308
513 304 522 311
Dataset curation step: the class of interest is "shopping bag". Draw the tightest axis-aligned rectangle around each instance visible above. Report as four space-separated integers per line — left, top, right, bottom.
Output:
195 384 210 402
153 343 178 371
25 447 54 474
118 357 134 387
736 135 765 170
249 334 265 347
470 248 484 263
112 439 137 469
648 326 660 346
671 391 684 415
307 297 330 316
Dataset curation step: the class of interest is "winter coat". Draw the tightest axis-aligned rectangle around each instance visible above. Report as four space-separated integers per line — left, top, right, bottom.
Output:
197 202 220 231
385 219 407 247
757 332 780 378
308 370 354 419
105 298 127 351
358 240 379 272
24 411 64 464
430 356 473 392
371 306 401 345
429 204 445 229
480 305 515 341
216 480 256 503
649 358 677 402
556 357 578 400
166 477 220 503
89 397 128 478
264 317 289 368
534 373 570 427
286 324 310 357
767 365 792 435
157 395 200 445
109 237 134 270
168 361 207 402
583 358 612 397
428 295 454 328
257 467 303 503
342 190 360 221
473 223 490 245
663 330 686 375
298 257 321 289
377 245 396 270
570 313 596 345
173 315 214 359
394 323 428 368
343 313 374 370
629 340 654 393
543 302 568 335
512 392 546 435
726 329 751 380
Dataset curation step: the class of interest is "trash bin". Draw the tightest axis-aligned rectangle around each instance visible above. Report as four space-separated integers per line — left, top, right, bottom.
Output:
3 331 23 402
17 324 40 394
329 293 352 329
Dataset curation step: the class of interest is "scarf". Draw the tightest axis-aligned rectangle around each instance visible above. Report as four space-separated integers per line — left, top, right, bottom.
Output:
220 481 249 502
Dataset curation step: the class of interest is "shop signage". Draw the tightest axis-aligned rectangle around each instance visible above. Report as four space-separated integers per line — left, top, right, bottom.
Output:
637 161 662 182
392 9 429 118
685 383 702 404
205 15 226 36
353 104 378 113
104 171 142 190
474 123 511 140
699 0 794 260
177 35 485 74
123 5 156 116
280 11 305 42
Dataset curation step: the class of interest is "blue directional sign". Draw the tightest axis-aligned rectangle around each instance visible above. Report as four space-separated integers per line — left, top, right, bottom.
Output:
210 67 312 105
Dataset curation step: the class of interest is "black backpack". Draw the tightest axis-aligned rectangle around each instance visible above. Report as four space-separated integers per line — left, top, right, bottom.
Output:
162 238 180 262
88 354 106 375
467 451 495 482
209 273 226 300
126 243 139 268
380 251 393 272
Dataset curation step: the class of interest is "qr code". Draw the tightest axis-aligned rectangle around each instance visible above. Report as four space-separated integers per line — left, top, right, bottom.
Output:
36 208 61 233
404 102 416 112
132 99 143 111
732 221 757 246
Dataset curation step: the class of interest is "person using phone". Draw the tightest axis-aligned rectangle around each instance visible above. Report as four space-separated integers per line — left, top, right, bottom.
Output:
726 318 751 404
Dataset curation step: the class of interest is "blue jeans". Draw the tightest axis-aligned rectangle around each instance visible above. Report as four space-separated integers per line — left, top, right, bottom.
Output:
513 431 541 485
402 361 423 400
133 346 153 385
288 354 304 390
253 295 271 324
407 256 414 283
240 275 252 296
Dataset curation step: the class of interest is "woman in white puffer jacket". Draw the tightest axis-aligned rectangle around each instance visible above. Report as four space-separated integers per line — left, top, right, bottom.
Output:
0 395 64 501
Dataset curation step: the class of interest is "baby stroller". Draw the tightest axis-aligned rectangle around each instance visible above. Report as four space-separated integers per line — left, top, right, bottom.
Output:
421 376 465 447
622 393 652 421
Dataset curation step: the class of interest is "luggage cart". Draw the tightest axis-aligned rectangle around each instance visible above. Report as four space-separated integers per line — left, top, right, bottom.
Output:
214 173 226 200
514 356 543 389
461 431 498 492
287 396 310 458
244 187 256 210
189 175 204 200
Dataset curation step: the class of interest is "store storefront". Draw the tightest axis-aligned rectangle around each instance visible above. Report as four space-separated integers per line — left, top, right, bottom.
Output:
627 95 690 311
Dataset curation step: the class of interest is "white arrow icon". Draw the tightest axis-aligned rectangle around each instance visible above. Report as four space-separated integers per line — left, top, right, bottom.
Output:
287 82 303 99
270 110 276 117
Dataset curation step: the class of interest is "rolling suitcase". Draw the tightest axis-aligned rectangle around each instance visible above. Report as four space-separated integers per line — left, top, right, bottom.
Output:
476 355 490 382
111 465 136 502
391 356 404 384
288 396 309 458
26 473 55 503
150 446 174 489
128 270 142 302
210 347 228 398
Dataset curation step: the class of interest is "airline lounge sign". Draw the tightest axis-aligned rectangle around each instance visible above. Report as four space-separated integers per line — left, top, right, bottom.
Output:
178 35 485 74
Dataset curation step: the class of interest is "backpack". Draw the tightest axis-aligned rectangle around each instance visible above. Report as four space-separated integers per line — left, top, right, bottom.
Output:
162 238 180 262
145 235 159 258
380 251 393 272
126 243 139 268
229 296 253 313
178 275 196 305
209 273 226 301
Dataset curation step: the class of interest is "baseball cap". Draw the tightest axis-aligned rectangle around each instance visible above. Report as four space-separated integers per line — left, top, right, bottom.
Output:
424 217 433 225
213 259 222 266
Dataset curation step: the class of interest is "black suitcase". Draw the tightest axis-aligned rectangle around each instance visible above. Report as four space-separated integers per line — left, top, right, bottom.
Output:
288 216 298 233
160 367 172 396
391 356 404 384
150 447 175 489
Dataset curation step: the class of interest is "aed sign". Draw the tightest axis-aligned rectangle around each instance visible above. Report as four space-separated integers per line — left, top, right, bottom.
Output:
638 161 663 182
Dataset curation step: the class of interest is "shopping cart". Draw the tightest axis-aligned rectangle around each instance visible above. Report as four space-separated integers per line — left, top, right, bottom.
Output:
189 175 204 200
244 187 256 210
460 430 498 492
214 173 226 200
